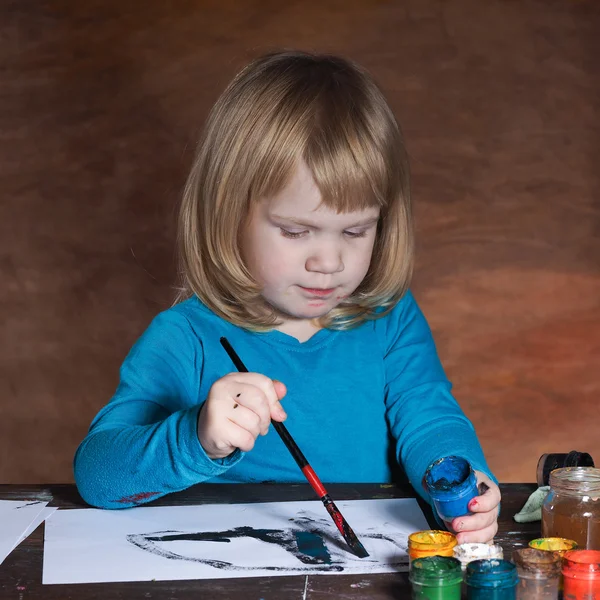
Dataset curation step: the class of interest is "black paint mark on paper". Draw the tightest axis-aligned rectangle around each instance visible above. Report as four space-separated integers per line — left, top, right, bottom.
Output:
126 521 409 573
15 501 42 509
126 526 343 572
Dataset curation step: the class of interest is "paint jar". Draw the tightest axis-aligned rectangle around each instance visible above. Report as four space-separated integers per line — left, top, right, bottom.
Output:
537 451 595 487
529 537 578 556
408 530 458 565
541 467 600 549
562 550 600 599
425 456 479 522
453 543 504 571
465 559 518 600
409 556 463 600
529 538 578 594
512 548 561 600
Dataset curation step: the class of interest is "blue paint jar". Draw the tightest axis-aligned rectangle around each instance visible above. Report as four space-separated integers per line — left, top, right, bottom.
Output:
425 456 479 522
465 559 518 600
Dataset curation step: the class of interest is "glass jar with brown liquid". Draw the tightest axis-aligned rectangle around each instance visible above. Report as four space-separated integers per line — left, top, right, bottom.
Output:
542 467 600 550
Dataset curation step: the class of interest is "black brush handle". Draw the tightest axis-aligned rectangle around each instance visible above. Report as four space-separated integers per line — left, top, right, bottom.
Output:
219 336 369 558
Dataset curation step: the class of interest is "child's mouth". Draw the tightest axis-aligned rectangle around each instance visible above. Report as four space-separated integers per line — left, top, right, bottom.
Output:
300 287 336 297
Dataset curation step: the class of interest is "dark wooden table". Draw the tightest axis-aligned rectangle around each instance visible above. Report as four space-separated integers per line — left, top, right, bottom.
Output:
0 483 539 599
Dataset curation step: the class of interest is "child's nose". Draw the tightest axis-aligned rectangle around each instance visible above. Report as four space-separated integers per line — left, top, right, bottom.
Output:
305 243 344 274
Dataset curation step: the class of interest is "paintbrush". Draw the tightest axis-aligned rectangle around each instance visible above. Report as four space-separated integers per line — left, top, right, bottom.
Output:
219 336 369 559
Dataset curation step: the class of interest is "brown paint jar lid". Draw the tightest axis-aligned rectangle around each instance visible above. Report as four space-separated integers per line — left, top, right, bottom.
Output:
513 548 562 578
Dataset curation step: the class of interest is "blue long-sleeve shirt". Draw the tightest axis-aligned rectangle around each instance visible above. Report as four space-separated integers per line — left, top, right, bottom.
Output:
74 291 495 509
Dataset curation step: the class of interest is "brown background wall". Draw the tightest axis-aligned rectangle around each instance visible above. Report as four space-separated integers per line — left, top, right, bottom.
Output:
2 0 599 485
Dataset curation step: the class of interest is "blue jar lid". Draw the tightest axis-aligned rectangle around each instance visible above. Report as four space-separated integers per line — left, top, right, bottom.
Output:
425 456 478 500
466 559 518 588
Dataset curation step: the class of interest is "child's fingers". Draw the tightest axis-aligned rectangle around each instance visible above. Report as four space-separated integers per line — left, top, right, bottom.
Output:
270 380 288 422
222 420 259 453
230 381 282 435
451 508 497 535
227 403 264 438
228 373 287 421
272 379 287 400
455 520 498 545
469 471 501 514
227 373 278 404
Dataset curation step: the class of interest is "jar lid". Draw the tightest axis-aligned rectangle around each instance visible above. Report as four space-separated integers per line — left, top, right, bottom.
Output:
529 537 578 553
549 467 600 493
409 556 463 586
562 550 600 580
537 452 595 487
466 559 518 588
408 530 457 551
513 548 562 577
454 543 503 562
425 456 477 500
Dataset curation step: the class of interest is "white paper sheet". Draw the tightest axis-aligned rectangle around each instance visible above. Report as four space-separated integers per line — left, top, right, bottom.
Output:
11 507 57 552
43 498 430 584
0 500 49 565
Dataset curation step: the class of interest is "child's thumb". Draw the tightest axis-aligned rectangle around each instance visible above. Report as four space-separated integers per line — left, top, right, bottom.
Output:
272 379 287 400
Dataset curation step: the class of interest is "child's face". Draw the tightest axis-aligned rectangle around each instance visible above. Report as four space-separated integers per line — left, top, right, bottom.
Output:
240 161 379 328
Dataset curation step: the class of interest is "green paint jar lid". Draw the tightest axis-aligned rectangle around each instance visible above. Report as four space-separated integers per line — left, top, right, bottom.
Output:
409 556 463 587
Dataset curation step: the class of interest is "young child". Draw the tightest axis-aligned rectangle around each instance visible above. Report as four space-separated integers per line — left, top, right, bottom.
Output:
74 50 500 544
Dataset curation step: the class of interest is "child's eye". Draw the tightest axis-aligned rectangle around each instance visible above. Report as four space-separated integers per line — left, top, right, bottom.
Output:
344 230 368 238
280 228 308 239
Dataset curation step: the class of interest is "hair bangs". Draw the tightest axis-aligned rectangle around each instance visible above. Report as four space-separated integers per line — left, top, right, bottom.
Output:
302 79 396 215
305 129 389 214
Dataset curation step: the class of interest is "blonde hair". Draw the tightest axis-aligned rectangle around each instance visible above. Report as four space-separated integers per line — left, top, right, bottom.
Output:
177 50 413 330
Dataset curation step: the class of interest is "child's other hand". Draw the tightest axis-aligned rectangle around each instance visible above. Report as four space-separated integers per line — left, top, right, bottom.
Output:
197 373 287 459
446 471 501 544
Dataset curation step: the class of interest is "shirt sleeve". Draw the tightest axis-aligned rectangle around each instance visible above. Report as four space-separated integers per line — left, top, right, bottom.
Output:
73 309 243 509
380 291 497 503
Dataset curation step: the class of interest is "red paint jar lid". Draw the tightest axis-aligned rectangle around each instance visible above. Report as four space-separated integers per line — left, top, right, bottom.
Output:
562 550 600 580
